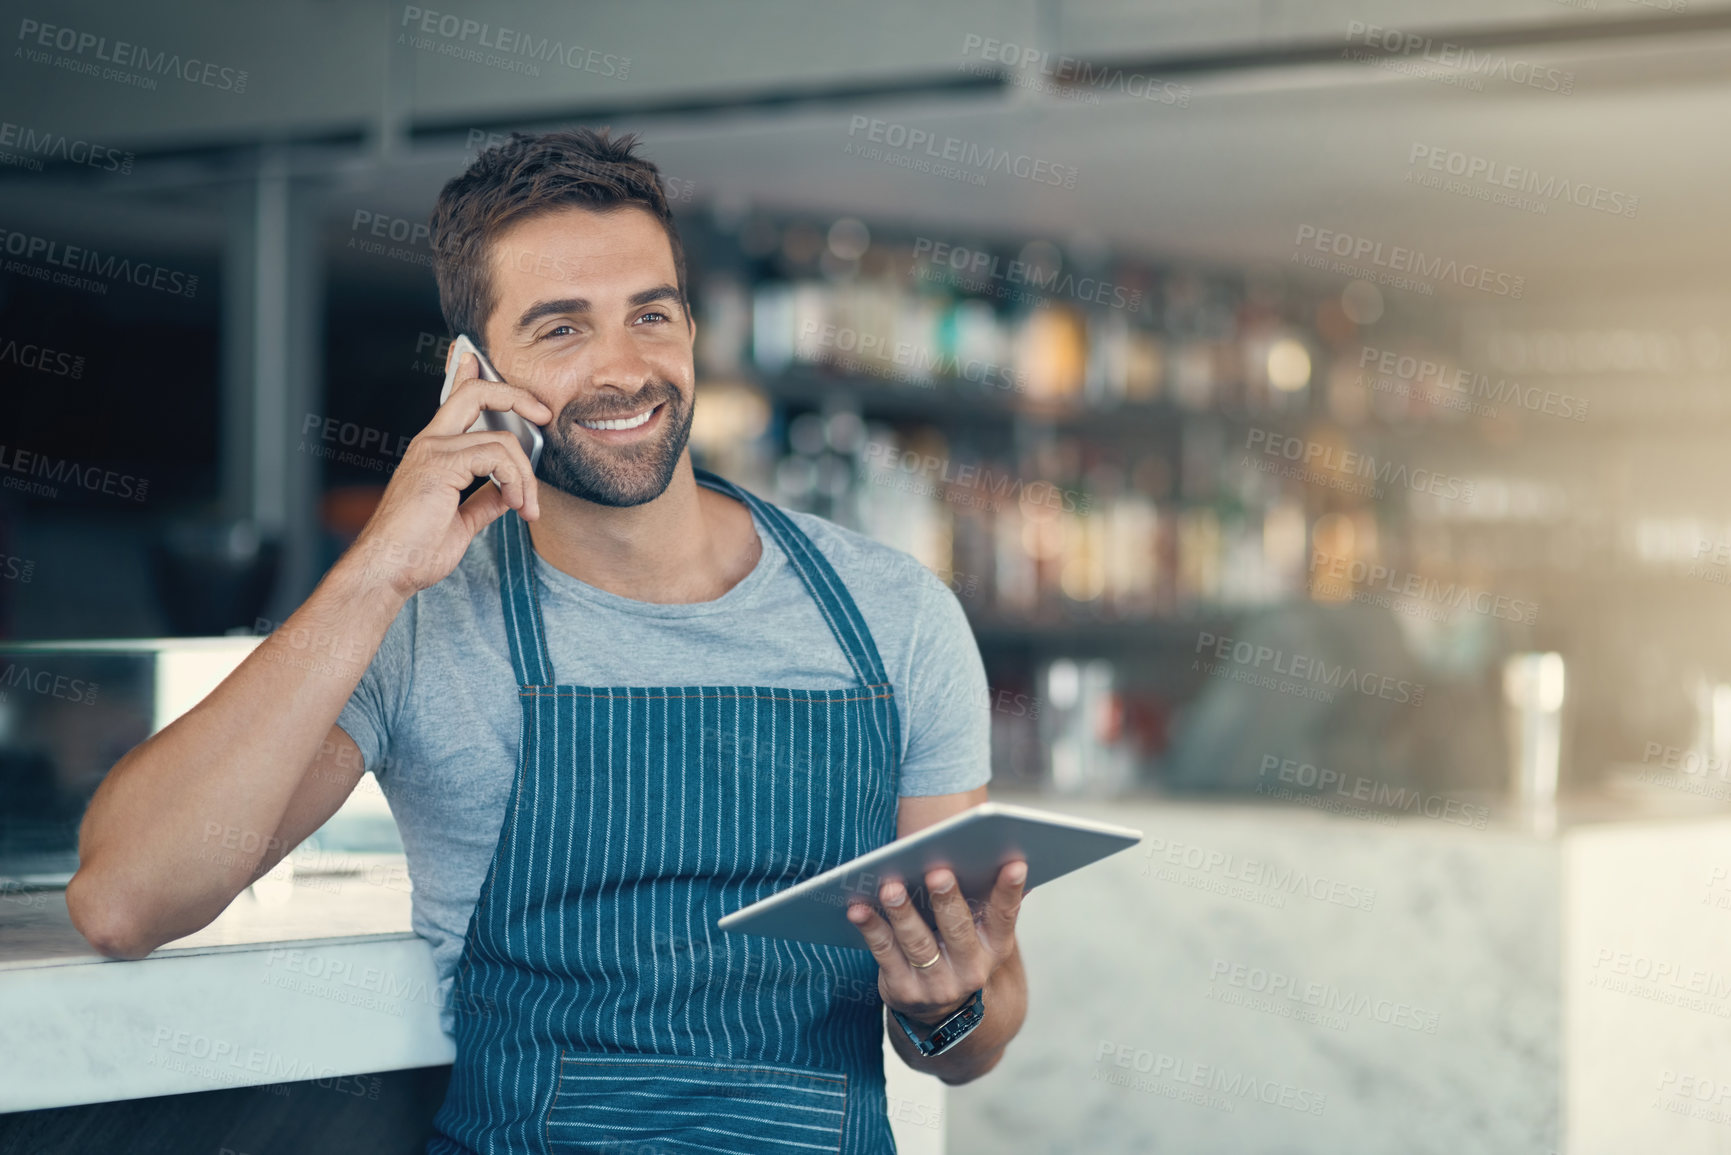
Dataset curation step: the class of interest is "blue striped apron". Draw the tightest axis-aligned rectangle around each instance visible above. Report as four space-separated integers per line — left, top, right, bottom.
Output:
427 468 903 1155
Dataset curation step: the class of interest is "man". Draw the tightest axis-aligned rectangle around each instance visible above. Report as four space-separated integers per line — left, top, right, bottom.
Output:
67 127 1027 1154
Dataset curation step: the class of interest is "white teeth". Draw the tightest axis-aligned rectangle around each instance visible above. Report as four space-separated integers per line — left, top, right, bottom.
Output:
578 408 654 431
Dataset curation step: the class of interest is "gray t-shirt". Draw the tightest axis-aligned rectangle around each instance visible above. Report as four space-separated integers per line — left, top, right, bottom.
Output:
336 501 991 1037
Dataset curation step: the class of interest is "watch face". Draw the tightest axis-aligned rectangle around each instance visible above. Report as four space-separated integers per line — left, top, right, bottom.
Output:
899 988 985 1056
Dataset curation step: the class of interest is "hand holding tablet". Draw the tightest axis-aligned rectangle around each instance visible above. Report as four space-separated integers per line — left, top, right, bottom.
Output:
716 801 1143 950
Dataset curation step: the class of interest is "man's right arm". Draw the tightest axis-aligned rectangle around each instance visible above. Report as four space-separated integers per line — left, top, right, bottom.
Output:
65 349 551 959
66 560 408 958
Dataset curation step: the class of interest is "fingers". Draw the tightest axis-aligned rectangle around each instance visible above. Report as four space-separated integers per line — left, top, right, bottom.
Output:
980 859 1027 954
845 880 939 979
461 435 539 519
880 879 944 969
412 431 539 518
925 868 986 976
428 363 553 439
846 899 909 977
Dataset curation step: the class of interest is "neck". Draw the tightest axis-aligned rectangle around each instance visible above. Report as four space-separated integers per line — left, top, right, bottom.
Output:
526 458 761 604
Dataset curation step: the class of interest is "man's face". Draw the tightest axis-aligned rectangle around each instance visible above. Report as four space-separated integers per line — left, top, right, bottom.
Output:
481 204 695 508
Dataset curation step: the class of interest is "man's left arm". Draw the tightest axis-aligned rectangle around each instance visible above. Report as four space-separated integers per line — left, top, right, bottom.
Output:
846 785 1030 1086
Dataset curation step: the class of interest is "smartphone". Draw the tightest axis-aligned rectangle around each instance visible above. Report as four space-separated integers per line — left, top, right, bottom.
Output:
438 334 544 474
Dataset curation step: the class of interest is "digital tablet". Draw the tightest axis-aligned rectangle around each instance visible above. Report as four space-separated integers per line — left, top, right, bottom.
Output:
716 801 1143 950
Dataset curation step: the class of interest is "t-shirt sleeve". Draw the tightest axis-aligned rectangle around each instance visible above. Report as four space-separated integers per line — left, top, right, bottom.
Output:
895 568 992 797
335 594 416 781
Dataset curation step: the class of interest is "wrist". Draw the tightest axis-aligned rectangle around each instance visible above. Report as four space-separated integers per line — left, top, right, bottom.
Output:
898 995 974 1028
890 988 986 1058
330 540 417 609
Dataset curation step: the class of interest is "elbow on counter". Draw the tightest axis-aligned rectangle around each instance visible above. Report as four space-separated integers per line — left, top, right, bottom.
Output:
64 866 159 961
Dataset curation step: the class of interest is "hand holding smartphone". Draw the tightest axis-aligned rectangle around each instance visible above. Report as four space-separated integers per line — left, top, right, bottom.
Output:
439 334 545 476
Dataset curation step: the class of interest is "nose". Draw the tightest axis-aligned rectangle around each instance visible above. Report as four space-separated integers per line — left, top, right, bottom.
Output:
585 323 657 398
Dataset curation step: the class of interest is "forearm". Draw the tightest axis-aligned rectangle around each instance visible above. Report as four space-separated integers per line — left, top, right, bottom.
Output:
888 944 1027 1085
67 553 404 954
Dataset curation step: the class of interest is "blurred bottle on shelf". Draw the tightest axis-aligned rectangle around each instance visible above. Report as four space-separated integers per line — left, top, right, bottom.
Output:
1039 658 1135 796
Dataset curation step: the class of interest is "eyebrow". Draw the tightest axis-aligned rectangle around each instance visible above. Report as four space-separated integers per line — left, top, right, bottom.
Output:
513 284 682 332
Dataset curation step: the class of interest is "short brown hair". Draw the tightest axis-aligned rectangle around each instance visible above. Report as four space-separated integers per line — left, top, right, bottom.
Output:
429 127 688 355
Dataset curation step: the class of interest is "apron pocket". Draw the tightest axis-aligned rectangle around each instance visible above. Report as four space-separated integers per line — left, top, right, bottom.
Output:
545 1051 848 1155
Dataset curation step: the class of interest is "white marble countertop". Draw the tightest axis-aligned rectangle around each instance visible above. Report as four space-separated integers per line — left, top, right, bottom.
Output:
0 854 453 1113
938 791 1731 1155
0 851 950 1154
11 785 1731 1150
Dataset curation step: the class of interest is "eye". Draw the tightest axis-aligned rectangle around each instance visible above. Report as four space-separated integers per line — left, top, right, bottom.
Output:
636 310 672 325
538 324 576 340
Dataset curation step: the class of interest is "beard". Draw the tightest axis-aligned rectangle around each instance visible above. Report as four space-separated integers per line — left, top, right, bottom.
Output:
533 379 693 508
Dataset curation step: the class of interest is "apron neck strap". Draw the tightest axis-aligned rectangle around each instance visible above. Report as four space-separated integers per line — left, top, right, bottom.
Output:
498 511 556 686
494 468 892 689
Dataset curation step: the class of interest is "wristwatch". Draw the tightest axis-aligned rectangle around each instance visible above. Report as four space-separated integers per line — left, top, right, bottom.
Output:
890 988 985 1058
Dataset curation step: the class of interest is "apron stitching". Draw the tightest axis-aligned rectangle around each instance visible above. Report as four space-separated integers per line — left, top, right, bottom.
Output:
518 688 892 702
542 1046 568 1155
555 1057 848 1087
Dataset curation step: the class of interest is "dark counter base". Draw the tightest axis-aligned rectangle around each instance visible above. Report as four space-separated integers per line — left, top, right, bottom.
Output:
0 1064 453 1155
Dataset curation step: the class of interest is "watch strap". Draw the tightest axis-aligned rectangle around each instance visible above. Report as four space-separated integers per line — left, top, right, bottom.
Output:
891 988 985 1057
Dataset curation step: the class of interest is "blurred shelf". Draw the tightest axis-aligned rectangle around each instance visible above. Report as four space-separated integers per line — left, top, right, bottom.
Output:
752 367 1300 437
751 366 1611 449
964 611 1238 653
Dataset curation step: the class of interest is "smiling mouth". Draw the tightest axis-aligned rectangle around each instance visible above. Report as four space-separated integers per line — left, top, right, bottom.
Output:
576 404 659 432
